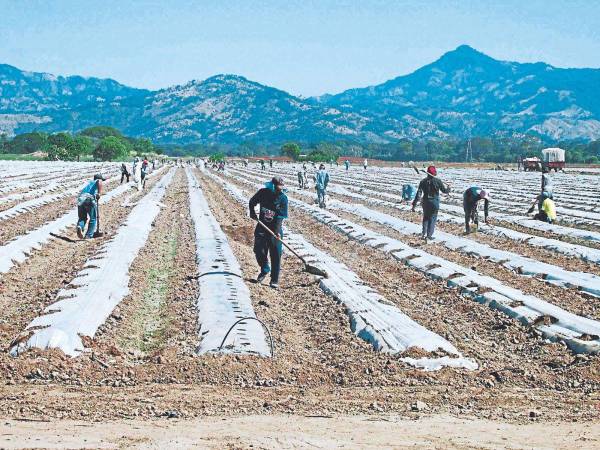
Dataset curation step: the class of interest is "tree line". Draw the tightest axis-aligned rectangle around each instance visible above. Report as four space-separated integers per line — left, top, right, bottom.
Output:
0 126 161 161
160 135 600 164
3 128 598 163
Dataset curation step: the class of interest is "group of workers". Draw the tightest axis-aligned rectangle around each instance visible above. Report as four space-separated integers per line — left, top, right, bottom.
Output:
245 162 561 288
76 156 157 240
75 156 561 294
404 165 557 240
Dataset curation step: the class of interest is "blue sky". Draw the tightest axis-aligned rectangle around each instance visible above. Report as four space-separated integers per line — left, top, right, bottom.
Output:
1 0 599 96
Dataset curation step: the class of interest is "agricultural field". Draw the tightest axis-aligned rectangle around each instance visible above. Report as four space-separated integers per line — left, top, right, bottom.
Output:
1 159 600 447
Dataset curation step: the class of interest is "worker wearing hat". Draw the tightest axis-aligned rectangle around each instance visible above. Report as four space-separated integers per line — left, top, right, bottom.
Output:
412 166 450 240
76 173 105 239
463 187 490 233
249 176 289 289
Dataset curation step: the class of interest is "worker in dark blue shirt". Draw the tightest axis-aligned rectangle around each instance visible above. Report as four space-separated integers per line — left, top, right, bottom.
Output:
463 186 490 233
412 166 450 240
249 177 288 289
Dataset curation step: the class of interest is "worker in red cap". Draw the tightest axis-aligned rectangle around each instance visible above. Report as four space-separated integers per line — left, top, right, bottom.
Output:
411 166 450 240
463 187 490 233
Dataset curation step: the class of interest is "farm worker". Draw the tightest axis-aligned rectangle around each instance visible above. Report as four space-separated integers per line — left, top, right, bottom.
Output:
260 159 265 171
76 173 105 239
315 163 330 208
463 187 490 233
412 165 450 240
140 157 148 189
297 170 305 189
132 157 142 190
249 176 289 289
363 159 368 170
345 160 350 171
140 161 149 189
541 167 553 198
534 192 557 224
269 159 273 168
302 163 309 188
120 163 130 184
401 184 416 202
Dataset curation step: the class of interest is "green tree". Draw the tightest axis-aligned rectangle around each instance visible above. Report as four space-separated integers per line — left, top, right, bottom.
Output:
94 136 129 161
46 132 76 160
280 142 301 160
80 126 123 140
132 137 153 156
46 144 70 161
208 152 225 162
0 133 8 153
69 135 94 161
7 132 48 154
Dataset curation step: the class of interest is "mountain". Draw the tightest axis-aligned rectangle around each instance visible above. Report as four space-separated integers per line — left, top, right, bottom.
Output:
135 74 367 144
316 45 600 141
0 63 149 137
1 46 600 143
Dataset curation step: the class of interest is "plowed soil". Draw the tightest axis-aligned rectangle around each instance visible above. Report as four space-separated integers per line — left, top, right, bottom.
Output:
1 165 599 449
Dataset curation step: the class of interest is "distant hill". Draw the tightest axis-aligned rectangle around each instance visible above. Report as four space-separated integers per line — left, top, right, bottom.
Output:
1 45 599 143
316 45 600 141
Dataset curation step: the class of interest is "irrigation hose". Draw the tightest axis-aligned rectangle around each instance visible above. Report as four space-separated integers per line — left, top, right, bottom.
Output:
218 316 275 358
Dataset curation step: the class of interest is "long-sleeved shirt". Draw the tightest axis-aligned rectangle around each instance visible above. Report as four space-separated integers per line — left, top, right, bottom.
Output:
315 170 330 191
249 184 289 233
413 176 450 207
542 173 553 195
463 186 489 219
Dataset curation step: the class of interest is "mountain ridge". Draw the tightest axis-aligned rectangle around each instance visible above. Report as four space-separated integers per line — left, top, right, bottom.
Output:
1 45 599 143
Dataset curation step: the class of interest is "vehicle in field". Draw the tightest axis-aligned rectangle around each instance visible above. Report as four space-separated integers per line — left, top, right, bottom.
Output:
521 156 542 171
520 147 566 172
541 147 566 172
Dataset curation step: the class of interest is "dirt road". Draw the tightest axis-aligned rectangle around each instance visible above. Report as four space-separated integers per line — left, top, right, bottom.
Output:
2 413 599 449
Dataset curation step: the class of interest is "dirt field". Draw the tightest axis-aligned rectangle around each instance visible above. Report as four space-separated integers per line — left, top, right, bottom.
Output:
1 162 599 448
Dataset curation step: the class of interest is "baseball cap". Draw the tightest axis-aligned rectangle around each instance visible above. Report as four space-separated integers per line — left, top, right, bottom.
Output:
94 173 106 181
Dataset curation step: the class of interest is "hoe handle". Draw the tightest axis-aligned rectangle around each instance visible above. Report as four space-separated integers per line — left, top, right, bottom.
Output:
254 218 306 264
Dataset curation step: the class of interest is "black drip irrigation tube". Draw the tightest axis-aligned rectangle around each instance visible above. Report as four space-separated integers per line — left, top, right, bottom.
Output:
218 316 275 358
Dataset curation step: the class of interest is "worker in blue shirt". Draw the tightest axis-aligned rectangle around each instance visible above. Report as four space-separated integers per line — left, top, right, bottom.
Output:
249 177 288 289
76 173 105 239
402 184 416 202
315 164 330 208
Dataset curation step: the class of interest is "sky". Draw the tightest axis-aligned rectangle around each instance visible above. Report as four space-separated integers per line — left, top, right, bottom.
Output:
1 0 599 96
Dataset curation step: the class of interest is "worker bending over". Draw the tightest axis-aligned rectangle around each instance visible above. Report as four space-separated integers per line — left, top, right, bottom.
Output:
534 192 557 224
463 187 490 233
249 177 289 289
76 173 105 239
402 184 416 202
412 166 450 240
